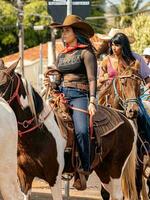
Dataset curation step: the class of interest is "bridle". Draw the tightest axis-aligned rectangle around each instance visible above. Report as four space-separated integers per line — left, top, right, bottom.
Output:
112 74 142 110
8 74 22 105
0 73 22 105
0 73 43 136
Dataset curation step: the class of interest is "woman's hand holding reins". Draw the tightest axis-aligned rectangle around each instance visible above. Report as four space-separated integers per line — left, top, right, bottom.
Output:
44 77 50 87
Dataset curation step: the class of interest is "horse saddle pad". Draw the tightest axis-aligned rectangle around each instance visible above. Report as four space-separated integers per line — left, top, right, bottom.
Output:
93 105 124 137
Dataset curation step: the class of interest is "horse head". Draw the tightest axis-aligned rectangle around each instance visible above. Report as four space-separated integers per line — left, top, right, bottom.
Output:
99 62 141 119
118 74 141 119
0 59 44 136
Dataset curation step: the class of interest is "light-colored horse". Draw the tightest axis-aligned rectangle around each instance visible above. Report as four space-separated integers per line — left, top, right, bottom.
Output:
0 97 26 200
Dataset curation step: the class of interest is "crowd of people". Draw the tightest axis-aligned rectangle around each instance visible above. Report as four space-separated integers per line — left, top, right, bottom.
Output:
44 14 150 191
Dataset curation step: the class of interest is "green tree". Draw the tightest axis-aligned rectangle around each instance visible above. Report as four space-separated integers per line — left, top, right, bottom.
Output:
108 0 150 28
0 0 50 56
132 14 150 54
0 0 17 56
24 0 51 48
88 0 106 33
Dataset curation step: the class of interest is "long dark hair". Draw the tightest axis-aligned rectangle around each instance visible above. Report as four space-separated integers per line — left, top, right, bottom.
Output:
73 28 97 56
109 33 135 65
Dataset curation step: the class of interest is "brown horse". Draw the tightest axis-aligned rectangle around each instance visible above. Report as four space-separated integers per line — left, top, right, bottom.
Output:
98 72 150 199
98 73 141 119
0 61 138 200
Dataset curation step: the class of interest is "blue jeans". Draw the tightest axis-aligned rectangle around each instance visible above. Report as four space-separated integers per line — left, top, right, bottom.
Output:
60 87 90 171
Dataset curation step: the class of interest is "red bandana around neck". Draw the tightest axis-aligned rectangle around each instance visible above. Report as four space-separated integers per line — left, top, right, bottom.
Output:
61 43 88 53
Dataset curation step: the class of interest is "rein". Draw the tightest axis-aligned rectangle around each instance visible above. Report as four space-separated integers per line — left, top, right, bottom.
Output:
7 74 22 105
0 73 21 106
68 105 94 139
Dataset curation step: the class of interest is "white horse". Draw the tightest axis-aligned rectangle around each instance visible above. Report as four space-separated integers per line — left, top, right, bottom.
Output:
0 97 26 200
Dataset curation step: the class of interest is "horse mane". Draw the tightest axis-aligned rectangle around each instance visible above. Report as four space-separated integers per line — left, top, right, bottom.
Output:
21 75 44 116
98 80 113 104
98 80 113 97
32 88 44 115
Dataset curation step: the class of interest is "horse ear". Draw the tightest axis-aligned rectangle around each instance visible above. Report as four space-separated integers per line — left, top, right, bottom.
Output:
0 59 6 70
6 58 20 74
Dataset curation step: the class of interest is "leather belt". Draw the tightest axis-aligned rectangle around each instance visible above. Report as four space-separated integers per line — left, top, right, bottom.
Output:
62 81 89 91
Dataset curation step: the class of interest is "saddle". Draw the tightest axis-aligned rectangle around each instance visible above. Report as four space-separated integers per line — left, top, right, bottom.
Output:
48 90 124 149
93 105 124 147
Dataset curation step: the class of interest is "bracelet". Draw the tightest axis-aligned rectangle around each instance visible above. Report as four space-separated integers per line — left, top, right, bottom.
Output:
90 102 96 106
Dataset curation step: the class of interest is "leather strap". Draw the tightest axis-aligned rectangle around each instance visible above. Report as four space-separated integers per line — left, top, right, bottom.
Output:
62 81 89 91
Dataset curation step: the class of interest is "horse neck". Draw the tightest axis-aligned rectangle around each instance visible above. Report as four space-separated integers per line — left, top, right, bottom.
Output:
108 79 124 110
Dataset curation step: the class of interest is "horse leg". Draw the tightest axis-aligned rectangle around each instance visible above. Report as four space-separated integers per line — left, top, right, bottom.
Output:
102 179 123 200
50 153 64 200
17 167 33 200
0 144 26 200
0 170 26 200
95 165 123 200
50 175 63 200
101 185 110 200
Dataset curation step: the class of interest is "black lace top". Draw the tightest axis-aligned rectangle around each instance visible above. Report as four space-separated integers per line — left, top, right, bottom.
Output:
56 48 97 97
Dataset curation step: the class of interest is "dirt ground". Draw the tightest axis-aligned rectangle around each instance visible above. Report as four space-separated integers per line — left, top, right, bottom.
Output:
0 172 102 200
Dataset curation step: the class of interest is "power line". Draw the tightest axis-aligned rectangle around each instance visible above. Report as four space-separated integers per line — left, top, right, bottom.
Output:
86 9 150 20
0 8 149 22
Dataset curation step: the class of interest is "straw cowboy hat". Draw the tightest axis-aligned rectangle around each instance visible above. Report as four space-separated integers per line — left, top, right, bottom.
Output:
143 47 150 56
97 28 135 44
50 15 94 38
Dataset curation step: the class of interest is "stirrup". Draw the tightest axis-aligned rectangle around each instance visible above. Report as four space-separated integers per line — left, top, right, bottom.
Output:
64 147 72 153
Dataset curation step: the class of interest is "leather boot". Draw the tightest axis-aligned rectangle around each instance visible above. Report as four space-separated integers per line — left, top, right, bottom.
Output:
73 170 90 191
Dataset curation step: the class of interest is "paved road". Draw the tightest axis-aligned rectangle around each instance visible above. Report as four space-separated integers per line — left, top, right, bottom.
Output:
0 172 102 200
31 172 102 200
0 173 101 200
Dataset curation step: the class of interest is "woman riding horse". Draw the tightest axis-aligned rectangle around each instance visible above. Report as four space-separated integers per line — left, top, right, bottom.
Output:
0 57 138 200
98 32 140 84
98 33 150 199
44 14 97 190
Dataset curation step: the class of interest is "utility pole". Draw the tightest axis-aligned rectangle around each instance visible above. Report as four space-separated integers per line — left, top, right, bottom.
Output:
17 0 24 77
64 2 73 199
50 26 56 65
67 0 72 15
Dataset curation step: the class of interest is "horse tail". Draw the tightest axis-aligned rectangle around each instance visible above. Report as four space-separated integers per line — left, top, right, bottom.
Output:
122 119 138 200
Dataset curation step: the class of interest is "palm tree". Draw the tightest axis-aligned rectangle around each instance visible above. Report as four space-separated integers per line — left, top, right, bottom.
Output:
88 0 106 33
107 0 150 28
